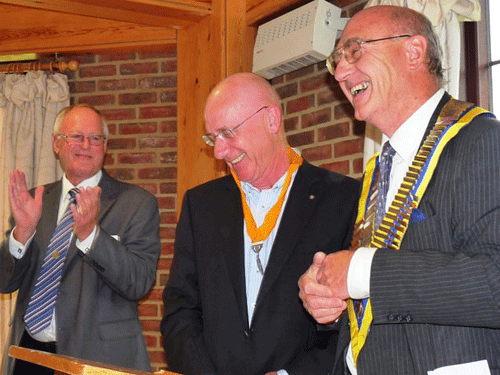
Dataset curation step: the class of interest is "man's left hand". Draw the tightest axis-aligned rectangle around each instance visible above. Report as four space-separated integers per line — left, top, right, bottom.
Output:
72 186 101 241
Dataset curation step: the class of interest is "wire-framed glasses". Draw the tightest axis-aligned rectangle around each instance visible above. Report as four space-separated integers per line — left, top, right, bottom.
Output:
326 34 412 75
202 106 269 147
58 133 107 146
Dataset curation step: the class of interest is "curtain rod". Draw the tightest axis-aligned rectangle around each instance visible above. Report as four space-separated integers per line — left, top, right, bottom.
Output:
0 60 79 74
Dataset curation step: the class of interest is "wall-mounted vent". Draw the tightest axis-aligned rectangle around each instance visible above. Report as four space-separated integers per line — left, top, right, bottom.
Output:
253 0 348 79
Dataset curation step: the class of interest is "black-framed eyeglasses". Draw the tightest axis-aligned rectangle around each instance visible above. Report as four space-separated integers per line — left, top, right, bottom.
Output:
58 133 107 146
202 106 269 147
326 35 412 75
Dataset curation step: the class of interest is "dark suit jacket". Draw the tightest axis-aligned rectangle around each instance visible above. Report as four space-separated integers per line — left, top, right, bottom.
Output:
0 170 161 375
161 161 360 375
333 93 500 375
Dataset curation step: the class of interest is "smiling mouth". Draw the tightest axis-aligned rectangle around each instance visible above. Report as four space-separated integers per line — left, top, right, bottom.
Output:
229 153 245 164
351 82 369 96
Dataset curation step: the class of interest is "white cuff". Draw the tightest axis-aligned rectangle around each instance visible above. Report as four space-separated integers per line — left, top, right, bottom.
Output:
347 247 377 299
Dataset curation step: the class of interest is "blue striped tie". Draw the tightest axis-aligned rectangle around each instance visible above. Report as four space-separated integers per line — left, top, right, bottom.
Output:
375 142 396 229
24 188 78 335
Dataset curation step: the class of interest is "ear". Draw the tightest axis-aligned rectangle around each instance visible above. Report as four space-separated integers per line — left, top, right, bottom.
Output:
52 134 60 154
266 104 283 134
405 35 428 71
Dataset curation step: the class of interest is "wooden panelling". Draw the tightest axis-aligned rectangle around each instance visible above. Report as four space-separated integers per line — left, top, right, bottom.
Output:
0 3 176 54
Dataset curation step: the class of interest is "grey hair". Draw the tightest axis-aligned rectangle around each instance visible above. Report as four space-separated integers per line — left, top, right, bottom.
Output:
53 104 109 137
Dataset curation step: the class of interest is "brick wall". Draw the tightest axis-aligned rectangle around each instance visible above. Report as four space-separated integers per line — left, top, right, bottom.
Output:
62 2 366 370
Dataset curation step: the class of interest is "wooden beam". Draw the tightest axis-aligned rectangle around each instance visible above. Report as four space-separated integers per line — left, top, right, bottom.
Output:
0 0 211 29
0 3 176 55
245 0 306 26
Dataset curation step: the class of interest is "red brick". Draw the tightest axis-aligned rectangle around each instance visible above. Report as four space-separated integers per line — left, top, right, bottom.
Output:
353 157 365 175
143 334 159 348
98 53 136 62
100 108 136 121
69 81 95 93
302 145 332 162
300 75 329 93
138 76 176 89
157 257 174 272
161 212 178 225
160 152 177 163
160 90 177 103
286 130 314 147
139 136 177 149
98 78 136 91
119 92 157 105
301 108 331 128
317 122 350 141
141 319 161 332
117 152 156 164
162 242 175 255
148 350 167 366
107 138 136 150
78 94 115 107
120 122 158 135
284 116 299 132
285 65 314 80
140 106 176 119
157 196 176 209
334 138 364 157
286 94 314 114
138 303 158 317
160 182 177 194
139 47 176 59
161 120 177 133
275 82 298 100
79 65 117 78
120 62 159 75
320 160 350 175
139 167 177 180
106 168 135 181
161 60 177 73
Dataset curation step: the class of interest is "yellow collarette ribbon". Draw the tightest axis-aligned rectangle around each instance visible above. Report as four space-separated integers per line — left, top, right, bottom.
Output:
231 146 303 244
348 98 489 366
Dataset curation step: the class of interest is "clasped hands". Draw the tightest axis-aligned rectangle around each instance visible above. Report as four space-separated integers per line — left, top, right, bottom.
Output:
9 169 101 244
298 250 354 324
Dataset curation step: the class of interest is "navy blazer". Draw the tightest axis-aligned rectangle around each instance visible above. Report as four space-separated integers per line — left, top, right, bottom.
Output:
162 161 360 375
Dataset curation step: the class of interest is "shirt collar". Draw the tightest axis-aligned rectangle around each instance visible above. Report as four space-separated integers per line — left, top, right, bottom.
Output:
61 170 103 199
383 89 445 163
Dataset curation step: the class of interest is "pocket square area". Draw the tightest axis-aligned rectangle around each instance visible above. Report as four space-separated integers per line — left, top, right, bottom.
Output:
410 208 426 224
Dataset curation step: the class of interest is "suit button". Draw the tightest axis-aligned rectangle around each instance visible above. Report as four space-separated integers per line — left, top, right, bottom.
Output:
387 314 395 322
243 329 251 338
396 314 404 322
405 315 413 322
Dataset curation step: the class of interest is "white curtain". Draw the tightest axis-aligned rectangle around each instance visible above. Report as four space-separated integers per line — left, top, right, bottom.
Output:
361 0 481 166
0 71 69 369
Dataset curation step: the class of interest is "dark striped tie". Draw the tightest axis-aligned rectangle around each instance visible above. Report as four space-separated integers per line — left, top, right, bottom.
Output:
375 142 396 229
24 188 78 335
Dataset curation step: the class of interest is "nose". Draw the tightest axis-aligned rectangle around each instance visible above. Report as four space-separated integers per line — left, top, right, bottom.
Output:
333 54 353 82
80 136 91 149
213 137 229 160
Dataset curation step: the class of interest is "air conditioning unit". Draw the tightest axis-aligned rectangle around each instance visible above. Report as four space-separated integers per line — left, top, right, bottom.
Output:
252 0 348 80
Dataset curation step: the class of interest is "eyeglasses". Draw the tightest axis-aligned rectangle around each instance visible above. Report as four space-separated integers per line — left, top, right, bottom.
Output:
202 106 269 147
58 133 107 146
326 34 412 75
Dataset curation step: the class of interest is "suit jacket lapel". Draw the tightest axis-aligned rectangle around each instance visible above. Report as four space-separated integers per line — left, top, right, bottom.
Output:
219 177 249 327
255 162 323 310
